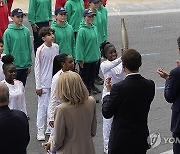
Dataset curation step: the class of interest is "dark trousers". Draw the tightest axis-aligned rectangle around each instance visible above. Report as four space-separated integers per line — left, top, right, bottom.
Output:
173 132 180 154
16 68 28 87
95 41 106 78
95 58 101 78
74 32 77 42
79 61 97 92
32 22 49 54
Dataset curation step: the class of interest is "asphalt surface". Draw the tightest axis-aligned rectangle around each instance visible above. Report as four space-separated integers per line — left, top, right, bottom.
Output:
17 1 180 153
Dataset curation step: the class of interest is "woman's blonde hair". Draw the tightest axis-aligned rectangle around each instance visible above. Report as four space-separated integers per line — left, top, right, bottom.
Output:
55 71 89 105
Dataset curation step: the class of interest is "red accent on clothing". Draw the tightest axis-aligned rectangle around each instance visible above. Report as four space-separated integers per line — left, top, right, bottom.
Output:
55 0 106 11
0 1 9 38
103 0 107 6
83 0 107 9
7 0 13 15
55 0 66 9
84 0 89 9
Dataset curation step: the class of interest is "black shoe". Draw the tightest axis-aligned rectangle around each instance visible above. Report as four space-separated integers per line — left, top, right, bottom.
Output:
96 99 99 103
92 85 101 93
95 76 104 85
96 76 103 81
95 79 104 85
91 88 98 95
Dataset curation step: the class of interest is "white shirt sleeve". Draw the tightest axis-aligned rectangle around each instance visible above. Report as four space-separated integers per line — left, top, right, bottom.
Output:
34 46 43 90
49 72 61 121
55 43 59 54
100 57 122 75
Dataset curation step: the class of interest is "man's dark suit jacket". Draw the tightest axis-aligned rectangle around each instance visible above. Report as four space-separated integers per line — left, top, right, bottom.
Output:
164 66 180 133
0 105 30 154
102 74 155 154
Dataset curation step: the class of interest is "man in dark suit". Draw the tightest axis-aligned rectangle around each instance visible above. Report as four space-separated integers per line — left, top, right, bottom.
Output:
0 83 30 154
157 60 180 154
102 49 155 154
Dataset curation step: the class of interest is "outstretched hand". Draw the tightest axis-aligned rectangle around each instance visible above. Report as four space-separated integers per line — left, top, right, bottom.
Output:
157 68 169 80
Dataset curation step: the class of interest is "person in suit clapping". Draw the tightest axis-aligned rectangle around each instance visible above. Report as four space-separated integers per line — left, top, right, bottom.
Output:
157 60 180 154
102 49 155 154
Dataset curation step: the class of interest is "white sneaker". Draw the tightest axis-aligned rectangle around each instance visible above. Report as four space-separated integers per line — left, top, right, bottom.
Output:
37 129 45 141
104 147 108 154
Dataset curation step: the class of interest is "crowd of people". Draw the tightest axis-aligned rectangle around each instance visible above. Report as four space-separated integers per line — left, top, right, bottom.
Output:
0 0 180 154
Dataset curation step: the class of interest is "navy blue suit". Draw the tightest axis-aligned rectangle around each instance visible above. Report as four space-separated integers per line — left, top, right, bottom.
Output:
0 105 30 154
164 66 180 154
102 74 155 154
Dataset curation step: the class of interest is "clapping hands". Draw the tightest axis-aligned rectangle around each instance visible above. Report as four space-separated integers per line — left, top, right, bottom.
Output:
157 68 169 80
157 60 180 80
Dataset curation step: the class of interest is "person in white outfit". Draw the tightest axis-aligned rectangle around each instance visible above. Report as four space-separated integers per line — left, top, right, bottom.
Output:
34 27 59 141
1 54 27 115
0 38 5 81
100 42 125 154
48 53 74 143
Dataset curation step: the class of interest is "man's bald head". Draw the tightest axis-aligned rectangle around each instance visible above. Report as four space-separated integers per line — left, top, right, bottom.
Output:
0 83 9 104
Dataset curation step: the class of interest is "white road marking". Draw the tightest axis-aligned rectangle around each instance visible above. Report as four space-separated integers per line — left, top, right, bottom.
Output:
108 8 180 16
112 7 121 16
144 26 163 29
141 53 160 56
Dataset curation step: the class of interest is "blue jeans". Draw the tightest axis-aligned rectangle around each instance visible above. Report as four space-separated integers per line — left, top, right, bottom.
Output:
95 58 101 78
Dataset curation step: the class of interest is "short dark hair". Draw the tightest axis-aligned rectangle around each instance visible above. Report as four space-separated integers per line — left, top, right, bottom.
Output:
121 49 142 71
38 27 55 38
0 38 3 44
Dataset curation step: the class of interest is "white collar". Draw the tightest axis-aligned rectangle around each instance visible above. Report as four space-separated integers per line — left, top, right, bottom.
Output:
126 72 140 77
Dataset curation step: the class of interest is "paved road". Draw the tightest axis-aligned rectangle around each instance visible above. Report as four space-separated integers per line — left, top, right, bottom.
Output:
12 0 180 16
13 0 180 153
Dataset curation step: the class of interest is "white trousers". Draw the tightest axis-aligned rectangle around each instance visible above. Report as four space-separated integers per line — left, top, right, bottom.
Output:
48 127 54 142
37 88 51 131
103 117 113 149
